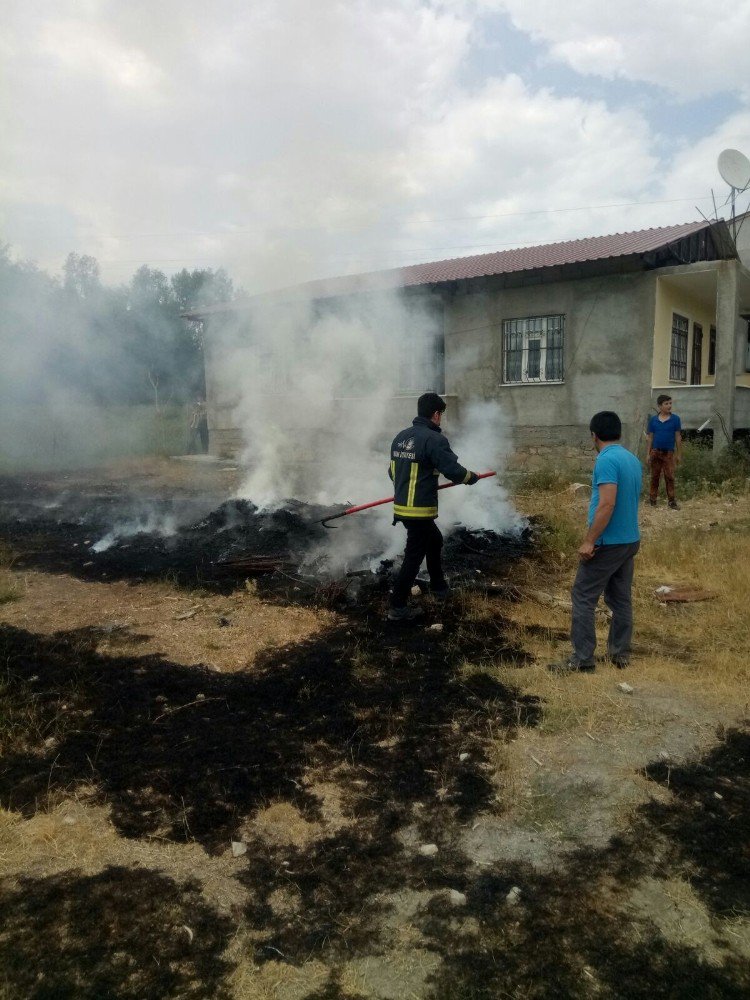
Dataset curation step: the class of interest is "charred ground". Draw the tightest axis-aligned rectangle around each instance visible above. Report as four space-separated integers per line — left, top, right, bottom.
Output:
1 466 749 999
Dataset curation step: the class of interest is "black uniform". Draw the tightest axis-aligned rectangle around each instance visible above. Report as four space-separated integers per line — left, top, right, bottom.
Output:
388 416 476 608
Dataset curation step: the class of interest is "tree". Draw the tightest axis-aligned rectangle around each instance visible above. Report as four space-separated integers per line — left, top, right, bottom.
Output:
63 252 101 300
170 267 234 312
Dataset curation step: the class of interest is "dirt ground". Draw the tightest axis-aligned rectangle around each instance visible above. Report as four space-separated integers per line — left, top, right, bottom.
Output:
0 459 748 999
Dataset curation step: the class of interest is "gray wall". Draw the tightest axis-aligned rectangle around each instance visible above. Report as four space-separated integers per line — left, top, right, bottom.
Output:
0 403 189 471
444 270 657 462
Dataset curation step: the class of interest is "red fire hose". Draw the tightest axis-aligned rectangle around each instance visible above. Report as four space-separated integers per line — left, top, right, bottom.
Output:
320 471 496 528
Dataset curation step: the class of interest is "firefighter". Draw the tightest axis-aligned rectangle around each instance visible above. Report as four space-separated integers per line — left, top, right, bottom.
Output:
388 392 479 621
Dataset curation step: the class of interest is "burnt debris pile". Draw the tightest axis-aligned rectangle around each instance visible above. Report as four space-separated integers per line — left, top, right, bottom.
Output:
0 475 529 597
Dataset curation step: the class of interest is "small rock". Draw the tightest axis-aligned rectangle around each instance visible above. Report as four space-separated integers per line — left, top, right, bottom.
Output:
196 693 206 701
44 737 57 749
62 815 77 826
83 561 93 568
713 792 723 800
506 886 522 906
449 889 467 906
427 623 444 633
231 841 248 857
419 843 439 857
617 682 634 694
411 585 422 597
459 752 470 762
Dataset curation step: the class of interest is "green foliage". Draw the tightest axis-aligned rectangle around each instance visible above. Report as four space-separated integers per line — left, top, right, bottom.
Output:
534 512 581 561
515 467 577 493
677 439 750 498
1 246 237 408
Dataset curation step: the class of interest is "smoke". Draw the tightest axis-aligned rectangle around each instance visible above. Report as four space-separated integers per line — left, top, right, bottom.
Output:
92 511 177 552
0 247 227 471
209 288 522 573
437 399 522 533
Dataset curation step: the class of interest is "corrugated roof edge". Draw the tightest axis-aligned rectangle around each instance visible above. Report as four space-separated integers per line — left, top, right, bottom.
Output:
183 218 733 318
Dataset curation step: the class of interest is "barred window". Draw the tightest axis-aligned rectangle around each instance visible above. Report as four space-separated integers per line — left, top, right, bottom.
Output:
502 315 564 384
669 313 688 382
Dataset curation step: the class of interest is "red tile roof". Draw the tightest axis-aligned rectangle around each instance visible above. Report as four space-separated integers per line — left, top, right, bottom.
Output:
185 220 719 316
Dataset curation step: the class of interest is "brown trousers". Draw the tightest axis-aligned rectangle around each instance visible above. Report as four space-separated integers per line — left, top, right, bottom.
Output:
649 449 675 501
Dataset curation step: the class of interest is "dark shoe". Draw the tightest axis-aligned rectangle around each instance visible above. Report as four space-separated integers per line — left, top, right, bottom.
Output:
648 498 657 507
548 657 595 674
387 605 425 622
668 500 680 510
430 582 451 601
599 653 630 668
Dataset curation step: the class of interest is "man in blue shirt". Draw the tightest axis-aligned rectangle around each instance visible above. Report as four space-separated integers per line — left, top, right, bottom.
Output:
646 394 682 509
549 411 642 674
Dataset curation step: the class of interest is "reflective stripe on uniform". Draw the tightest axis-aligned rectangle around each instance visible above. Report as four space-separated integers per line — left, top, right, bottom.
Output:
393 504 438 518
390 460 396 482
406 461 418 508
462 470 472 484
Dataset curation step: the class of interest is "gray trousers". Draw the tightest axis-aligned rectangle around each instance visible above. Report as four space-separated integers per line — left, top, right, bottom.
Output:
570 541 640 665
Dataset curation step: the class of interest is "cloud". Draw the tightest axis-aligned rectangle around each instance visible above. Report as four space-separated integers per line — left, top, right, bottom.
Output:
486 0 750 100
1 0 747 292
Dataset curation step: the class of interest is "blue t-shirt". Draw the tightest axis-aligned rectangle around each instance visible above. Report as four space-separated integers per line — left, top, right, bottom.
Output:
588 444 642 545
647 413 681 451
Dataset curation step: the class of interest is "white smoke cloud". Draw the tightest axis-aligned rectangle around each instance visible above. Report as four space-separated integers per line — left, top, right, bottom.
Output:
208 291 522 574
92 511 178 552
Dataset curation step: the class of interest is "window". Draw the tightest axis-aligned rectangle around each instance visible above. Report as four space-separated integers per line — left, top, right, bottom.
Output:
397 300 445 394
669 313 689 382
708 325 716 376
502 314 564 384
691 323 703 385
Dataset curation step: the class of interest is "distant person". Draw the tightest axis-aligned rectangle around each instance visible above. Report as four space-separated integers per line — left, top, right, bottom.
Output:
387 392 479 622
188 396 209 454
549 411 642 673
646 394 682 509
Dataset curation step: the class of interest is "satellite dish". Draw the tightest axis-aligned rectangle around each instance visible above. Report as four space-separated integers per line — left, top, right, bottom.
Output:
718 148 750 191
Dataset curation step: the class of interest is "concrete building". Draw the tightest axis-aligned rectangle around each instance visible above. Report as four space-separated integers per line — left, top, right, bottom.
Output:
188 218 750 469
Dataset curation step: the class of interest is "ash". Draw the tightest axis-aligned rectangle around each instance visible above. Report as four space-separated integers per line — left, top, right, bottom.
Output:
0 475 529 601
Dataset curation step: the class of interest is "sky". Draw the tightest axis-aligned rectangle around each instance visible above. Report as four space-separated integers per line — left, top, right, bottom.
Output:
3 0 750 293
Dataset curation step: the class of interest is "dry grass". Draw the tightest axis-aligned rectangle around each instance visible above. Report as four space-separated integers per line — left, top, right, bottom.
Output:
0 570 335 673
0 542 19 606
1 464 749 998
453 488 750 849
499 489 750 726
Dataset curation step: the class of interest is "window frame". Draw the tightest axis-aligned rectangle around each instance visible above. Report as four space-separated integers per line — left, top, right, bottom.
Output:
669 313 689 383
502 314 565 385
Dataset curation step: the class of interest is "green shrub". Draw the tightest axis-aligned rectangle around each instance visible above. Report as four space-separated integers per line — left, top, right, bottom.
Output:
515 467 578 493
675 439 750 498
